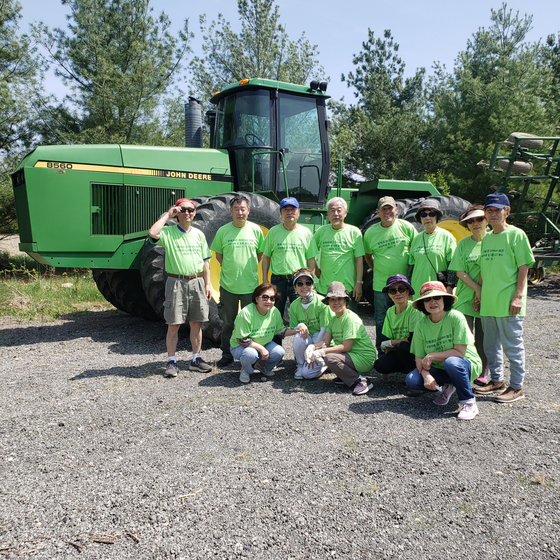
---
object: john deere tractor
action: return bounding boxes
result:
[12,78,471,339]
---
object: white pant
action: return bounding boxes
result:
[293,332,325,379]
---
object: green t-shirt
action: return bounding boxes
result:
[262,224,316,275]
[230,303,285,349]
[155,225,211,276]
[382,300,422,340]
[314,224,365,293]
[409,228,456,298]
[289,294,334,334]
[449,236,482,318]
[211,221,264,294]
[364,219,417,291]
[411,309,482,380]
[327,309,376,374]
[480,225,534,317]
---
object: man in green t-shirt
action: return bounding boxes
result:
[474,193,535,404]
[149,198,213,378]
[364,196,417,353]
[211,195,264,367]
[262,197,316,320]
[314,197,365,311]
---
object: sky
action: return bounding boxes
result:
[19,0,560,104]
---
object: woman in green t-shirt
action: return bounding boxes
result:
[450,205,490,386]
[230,283,286,384]
[405,281,481,420]
[306,281,376,396]
[374,274,420,375]
[284,268,332,380]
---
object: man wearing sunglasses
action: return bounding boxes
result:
[473,193,534,403]
[364,196,417,354]
[149,198,213,377]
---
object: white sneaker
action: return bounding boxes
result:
[294,366,304,380]
[458,401,479,420]
[239,370,250,384]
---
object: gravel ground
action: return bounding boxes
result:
[1,274,559,559]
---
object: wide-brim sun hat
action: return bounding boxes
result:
[382,274,414,295]
[322,281,350,304]
[459,208,486,227]
[415,198,443,223]
[412,281,457,309]
[293,271,314,286]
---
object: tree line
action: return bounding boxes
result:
[1,0,559,233]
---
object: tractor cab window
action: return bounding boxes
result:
[215,90,273,193]
[278,94,323,203]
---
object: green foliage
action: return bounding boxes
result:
[332,29,429,181]
[33,0,192,145]
[427,4,557,201]
[190,0,326,103]
[423,170,450,195]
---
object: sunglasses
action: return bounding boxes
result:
[259,295,275,301]
[388,286,407,295]
[296,281,313,287]
[180,207,195,214]
[466,217,485,224]
[424,296,442,302]
[420,211,437,218]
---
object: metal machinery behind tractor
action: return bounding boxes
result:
[11,78,472,340]
[481,132,560,284]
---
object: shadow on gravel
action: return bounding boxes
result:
[198,369,242,388]
[70,361,163,380]
[528,272,560,301]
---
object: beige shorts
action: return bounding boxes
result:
[163,276,209,324]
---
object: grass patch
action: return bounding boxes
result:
[0,262,112,320]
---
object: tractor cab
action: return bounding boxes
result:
[209,78,330,206]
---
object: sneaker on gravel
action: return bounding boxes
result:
[294,366,304,380]
[458,401,479,420]
[217,354,234,367]
[495,386,525,403]
[239,370,250,383]
[190,357,212,373]
[473,376,488,386]
[254,360,275,377]
[433,384,456,406]
[473,380,505,395]
[352,378,373,396]
[164,361,179,378]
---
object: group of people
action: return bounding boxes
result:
[148,190,534,421]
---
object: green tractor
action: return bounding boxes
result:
[12,78,471,339]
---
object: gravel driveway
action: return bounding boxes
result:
[1,275,559,559]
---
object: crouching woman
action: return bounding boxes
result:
[308,281,376,396]
[405,281,482,420]
[230,283,286,384]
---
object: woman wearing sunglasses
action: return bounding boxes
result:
[284,269,333,379]
[408,198,456,297]
[449,205,491,385]
[230,283,286,383]
[405,281,482,420]
[374,275,422,376]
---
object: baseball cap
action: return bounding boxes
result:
[280,197,300,209]
[378,196,397,209]
[484,193,510,209]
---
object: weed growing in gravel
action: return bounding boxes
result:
[0,268,111,320]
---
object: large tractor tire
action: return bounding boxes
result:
[360,195,472,307]
[92,269,160,321]
[140,192,282,343]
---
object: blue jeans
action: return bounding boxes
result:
[481,316,526,389]
[405,357,475,404]
[271,274,298,323]
[373,290,393,354]
[230,341,285,374]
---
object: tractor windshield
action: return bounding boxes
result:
[214,87,328,203]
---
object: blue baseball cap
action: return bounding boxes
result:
[280,197,300,209]
[484,193,510,209]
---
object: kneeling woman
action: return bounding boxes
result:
[374,274,421,375]
[230,283,286,384]
[285,268,333,380]
[405,281,482,420]
[309,282,376,396]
